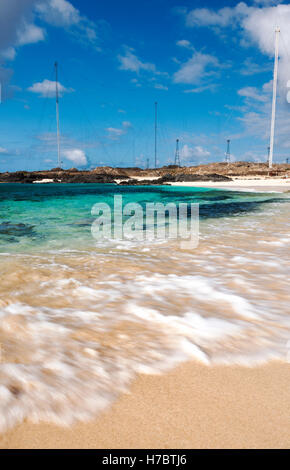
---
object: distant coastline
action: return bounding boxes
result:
[1,162,289,189]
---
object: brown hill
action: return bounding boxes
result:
[0,162,289,184]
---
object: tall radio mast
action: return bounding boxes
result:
[175,139,181,166]
[55,61,61,169]
[269,27,280,169]
[154,102,158,168]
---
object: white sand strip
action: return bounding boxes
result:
[169,178,290,192]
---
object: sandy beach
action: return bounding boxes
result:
[169,178,290,192]
[113,177,290,193]
[1,361,290,449]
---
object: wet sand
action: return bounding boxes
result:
[1,361,290,449]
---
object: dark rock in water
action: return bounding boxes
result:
[0,222,35,237]
[69,218,94,227]
[119,173,232,185]
[118,178,165,186]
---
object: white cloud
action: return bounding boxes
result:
[35,0,81,27]
[176,39,192,49]
[106,128,124,137]
[36,132,58,142]
[35,0,103,48]
[0,47,16,61]
[62,148,87,166]
[122,121,132,129]
[0,0,38,53]
[0,66,18,101]
[17,21,45,46]
[238,86,268,102]
[154,83,168,91]
[241,6,284,56]
[181,144,211,162]
[0,147,8,154]
[130,78,142,87]
[235,81,290,160]
[183,4,290,90]
[34,133,95,164]
[173,51,219,85]
[0,0,102,65]
[28,79,74,97]
[253,0,281,7]
[118,48,156,74]
[238,95,290,147]
[0,1,45,63]
[182,2,290,156]
[240,6,290,94]
[185,4,249,28]
[240,57,271,76]
[106,121,132,140]
[184,84,217,94]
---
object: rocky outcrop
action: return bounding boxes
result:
[0,171,116,184]
[0,162,289,184]
[118,178,165,186]
[118,174,232,185]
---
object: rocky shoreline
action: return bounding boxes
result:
[0,162,289,185]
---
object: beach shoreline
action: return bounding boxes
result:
[0,180,289,450]
[1,162,290,186]
[1,361,290,449]
[168,178,290,193]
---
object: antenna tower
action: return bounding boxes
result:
[154,102,158,168]
[269,27,280,169]
[175,139,181,166]
[225,139,231,163]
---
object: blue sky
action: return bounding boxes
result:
[1,0,290,171]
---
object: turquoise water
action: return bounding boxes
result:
[0,183,287,253]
